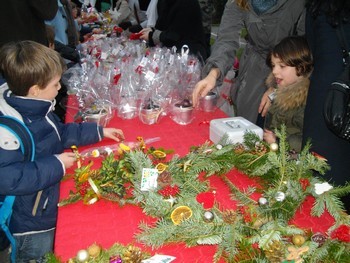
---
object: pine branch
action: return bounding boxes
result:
[221,175,256,206]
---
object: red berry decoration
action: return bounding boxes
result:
[158,185,180,198]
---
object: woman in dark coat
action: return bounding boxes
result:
[140,0,207,60]
[302,0,350,212]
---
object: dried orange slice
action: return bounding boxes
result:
[155,163,168,173]
[152,150,166,159]
[170,205,193,225]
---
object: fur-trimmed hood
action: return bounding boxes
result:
[265,72,310,111]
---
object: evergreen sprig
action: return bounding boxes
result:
[56,126,350,262]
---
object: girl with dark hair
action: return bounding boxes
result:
[264,36,313,152]
[302,0,350,213]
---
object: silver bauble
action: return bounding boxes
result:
[203,211,215,222]
[275,191,286,202]
[258,197,268,205]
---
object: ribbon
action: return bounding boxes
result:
[88,178,101,198]
[199,120,210,126]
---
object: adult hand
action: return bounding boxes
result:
[58,152,77,169]
[103,128,124,142]
[139,27,153,41]
[263,129,276,144]
[258,87,274,117]
[192,68,220,107]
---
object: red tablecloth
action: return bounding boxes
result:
[54,96,335,262]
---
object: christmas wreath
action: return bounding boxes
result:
[54,126,350,263]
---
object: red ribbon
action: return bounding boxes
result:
[129,32,142,40]
[199,120,210,126]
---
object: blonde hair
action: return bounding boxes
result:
[236,0,250,11]
[0,40,65,96]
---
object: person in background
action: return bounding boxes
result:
[119,0,151,32]
[0,40,124,262]
[71,1,103,42]
[198,0,214,57]
[192,0,305,124]
[110,0,134,26]
[0,0,58,48]
[263,36,313,152]
[139,0,207,60]
[0,0,58,86]
[302,0,350,213]
[46,0,79,49]
[46,25,56,50]
[46,0,81,66]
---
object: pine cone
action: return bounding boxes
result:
[233,144,245,154]
[157,171,172,187]
[122,245,143,263]
[222,209,237,224]
[254,142,267,155]
[263,240,285,263]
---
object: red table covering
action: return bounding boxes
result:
[54,96,335,262]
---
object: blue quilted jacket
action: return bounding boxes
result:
[0,87,102,234]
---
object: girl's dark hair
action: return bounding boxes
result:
[266,36,313,77]
[306,0,350,26]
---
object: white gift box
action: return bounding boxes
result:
[209,117,263,144]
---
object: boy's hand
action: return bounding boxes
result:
[103,128,124,142]
[58,152,77,169]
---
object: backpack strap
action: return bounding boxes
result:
[0,115,35,263]
[0,116,35,161]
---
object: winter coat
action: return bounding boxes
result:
[264,73,309,152]
[0,0,58,48]
[46,0,78,47]
[303,9,350,187]
[0,84,103,234]
[150,0,207,60]
[203,0,305,123]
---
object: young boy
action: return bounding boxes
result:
[0,40,124,262]
[263,36,313,152]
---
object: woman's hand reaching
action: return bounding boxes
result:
[192,68,220,106]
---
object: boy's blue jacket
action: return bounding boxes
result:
[0,85,103,235]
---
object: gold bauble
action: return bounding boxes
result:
[292,234,306,246]
[87,243,102,258]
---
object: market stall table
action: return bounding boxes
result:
[54,96,335,262]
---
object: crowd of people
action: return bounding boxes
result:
[0,0,349,262]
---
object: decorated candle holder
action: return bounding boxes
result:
[170,99,194,125]
[117,98,137,120]
[139,104,162,125]
[199,91,218,112]
[83,107,111,127]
